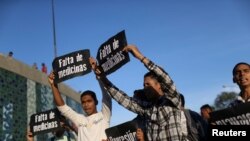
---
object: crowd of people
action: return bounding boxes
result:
[23,45,249,141]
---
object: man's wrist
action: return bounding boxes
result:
[140,56,146,62]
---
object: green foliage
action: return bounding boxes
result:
[214,91,237,110]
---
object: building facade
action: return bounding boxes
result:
[0,54,82,140]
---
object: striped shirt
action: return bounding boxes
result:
[229,94,250,107]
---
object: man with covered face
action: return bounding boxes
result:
[92,45,187,141]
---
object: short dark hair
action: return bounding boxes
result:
[144,68,169,92]
[80,90,98,105]
[8,51,13,56]
[232,62,250,75]
[144,71,158,80]
[200,104,213,111]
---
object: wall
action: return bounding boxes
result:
[0,54,82,140]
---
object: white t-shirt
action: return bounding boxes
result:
[57,82,111,141]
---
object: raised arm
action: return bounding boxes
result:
[123,45,181,108]
[89,57,111,117]
[48,72,65,106]
[49,71,86,127]
[122,45,149,65]
[89,57,144,115]
[99,79,112,120]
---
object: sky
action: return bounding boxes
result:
[0,0,249,126]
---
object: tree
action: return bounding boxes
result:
[213,91,237,110]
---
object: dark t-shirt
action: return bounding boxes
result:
[184,109,208,141]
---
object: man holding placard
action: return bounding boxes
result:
[48,59,112,141]
[93,45,186,141]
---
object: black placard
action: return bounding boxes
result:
[52,49,91,83]
[210,103,250,125]
[105,120,137,141]
[30,109,61,135]
[96,30,130,75]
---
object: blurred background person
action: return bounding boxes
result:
[200,104,213,123]
[229,62,250,107]
[41,63,48,74]
[8,51,13,58]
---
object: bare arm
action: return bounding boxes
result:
[48,72,65,106]
[89,57,112,119]
[99,78,112,119]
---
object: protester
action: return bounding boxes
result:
[48,59,112,141]
[229,62,250,107]
[200,104,213,123]
[26,112,77,141]
[93,45,186,141]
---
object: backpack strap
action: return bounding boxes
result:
[184,109,199,141]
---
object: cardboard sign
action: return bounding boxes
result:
[96,30,130,75]
[105,120,137,141]
[52,49,91,83]
[30,109,61,135]
[209,102,250,125]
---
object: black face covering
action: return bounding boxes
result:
[134,86,159,103]
[134,89,147,101]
